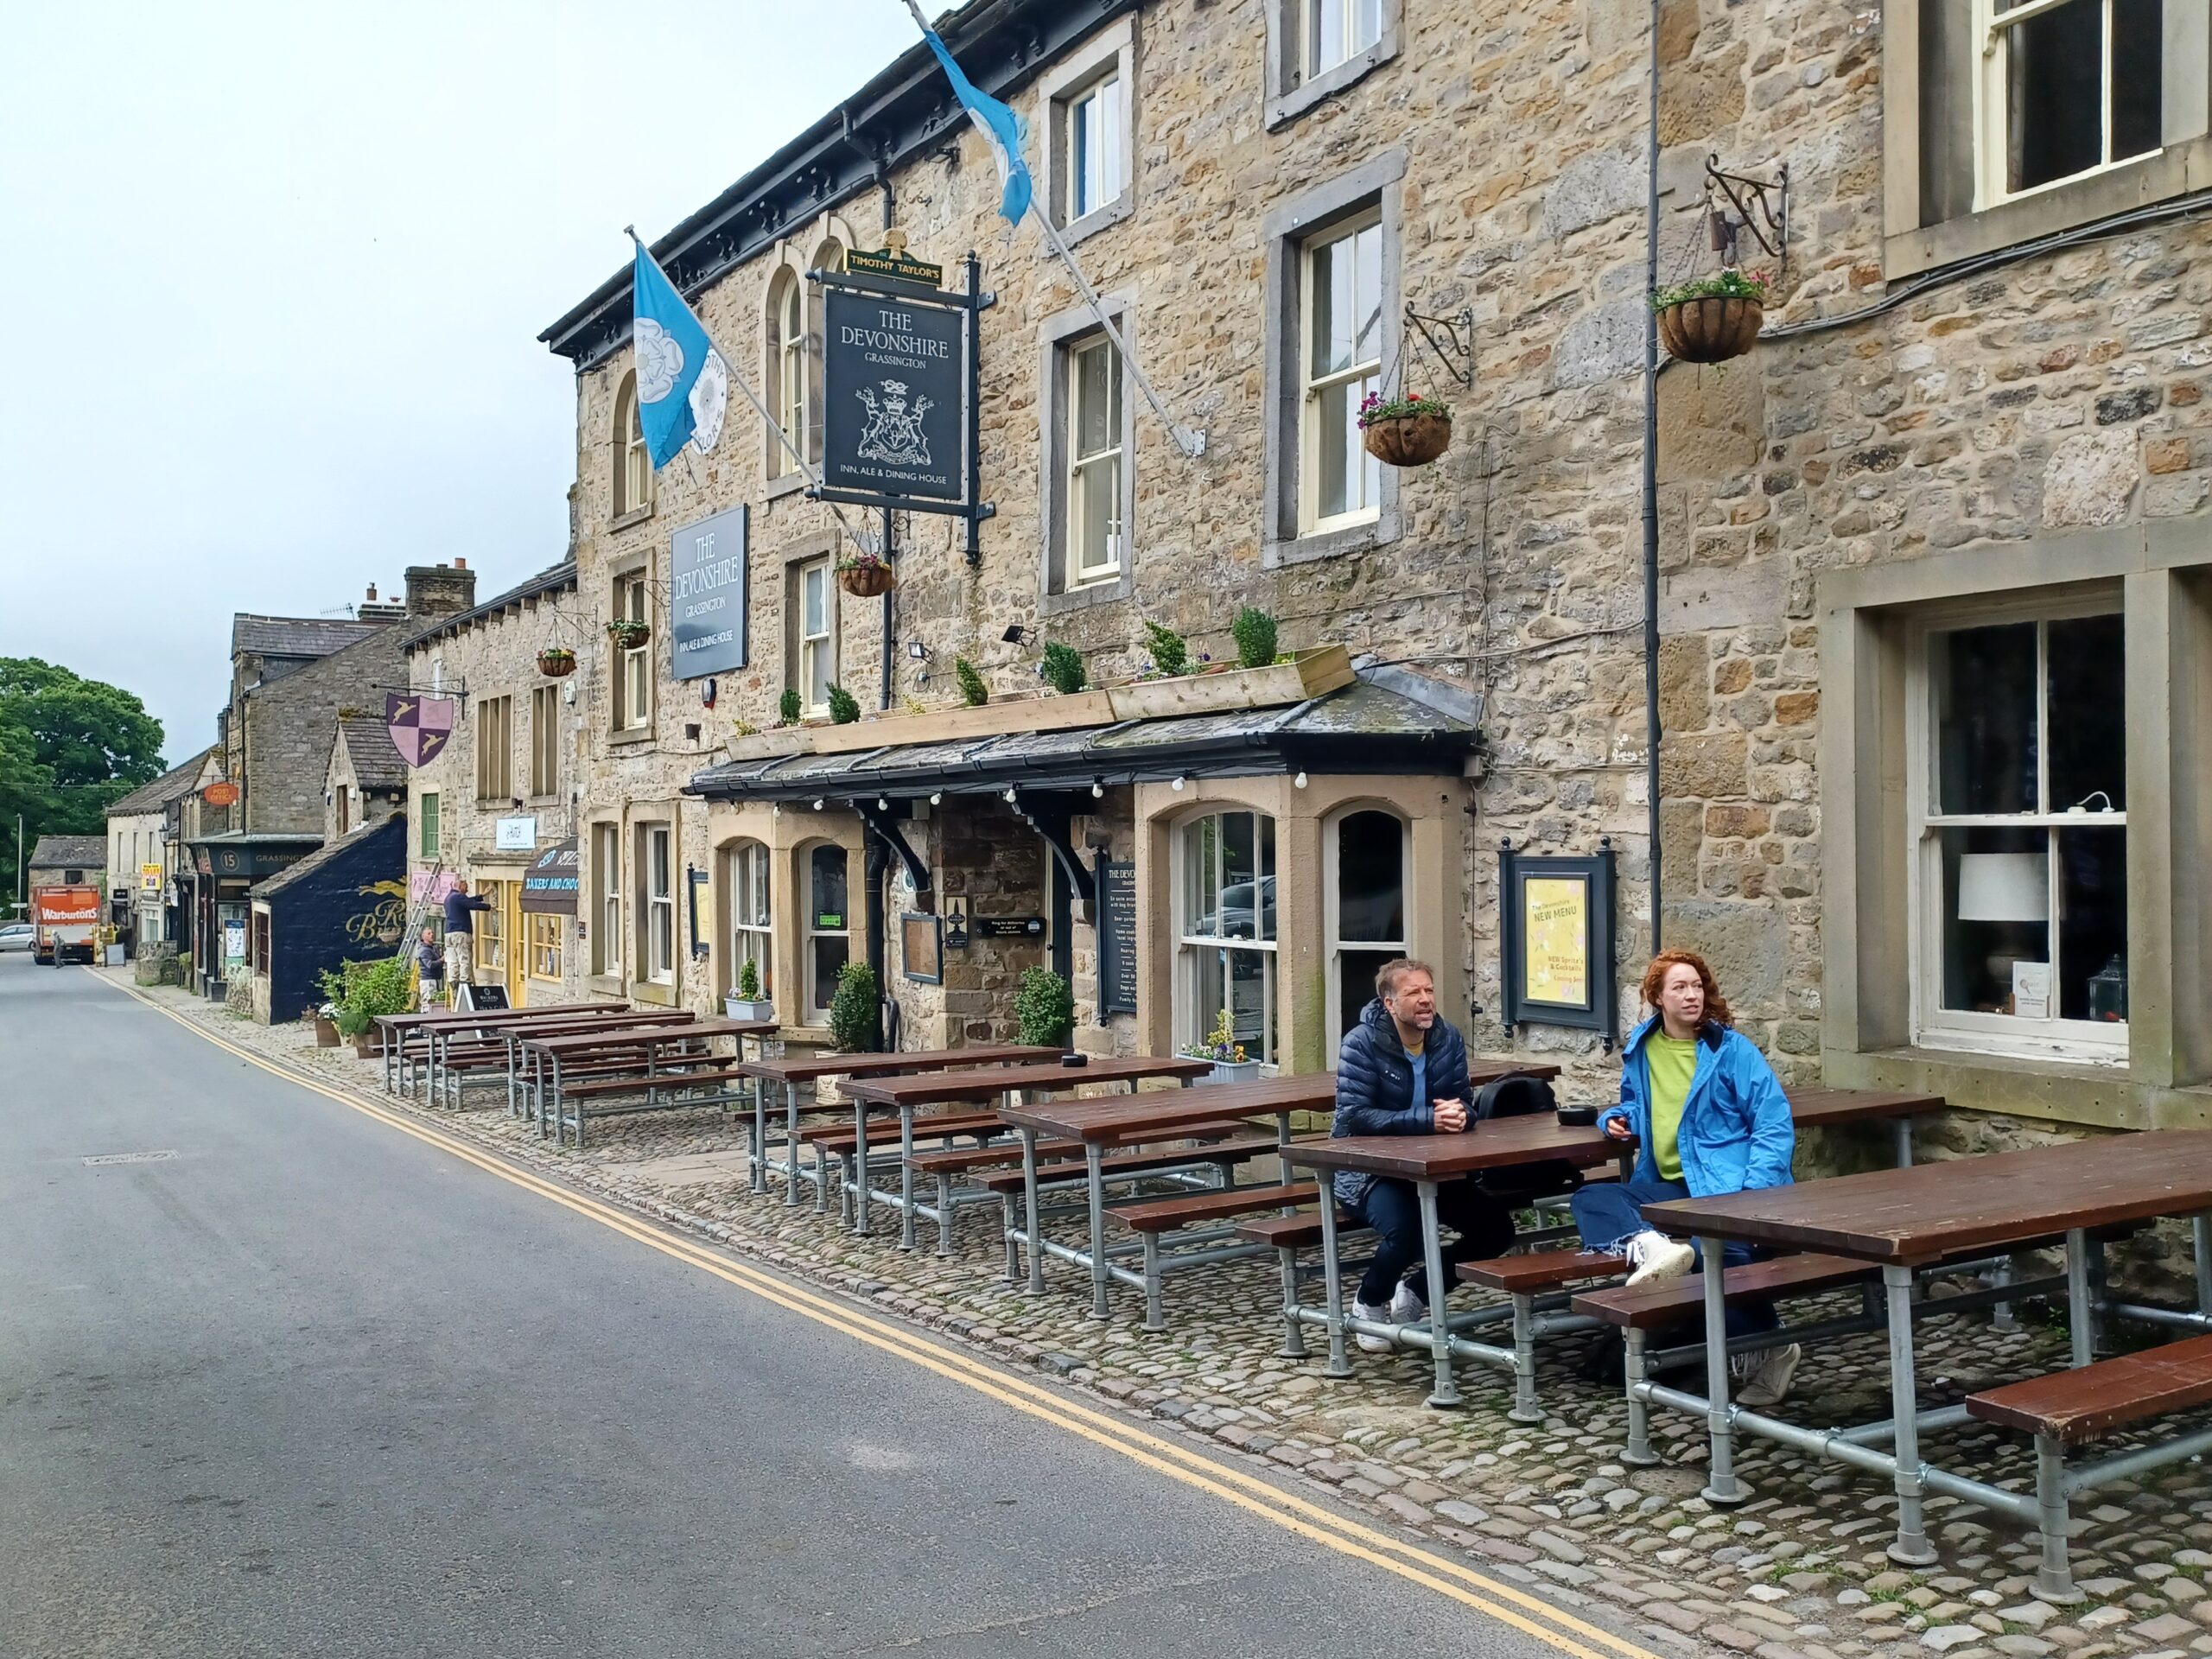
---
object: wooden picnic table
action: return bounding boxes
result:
[836,1056,1211,1243]
[519,1018,776,1147]
[373,1000,628,1091]
[1643,1128,2212,1571]
[734,1045,1060,1205]
[473,1010,700,1114]
[1784,1085,1946,1165]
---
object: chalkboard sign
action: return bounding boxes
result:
[1098,858,1136,1018]
[454,982,509,1013]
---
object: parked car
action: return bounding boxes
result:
[0,923,33,954]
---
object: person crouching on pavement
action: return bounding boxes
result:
[1332,958,1515,1351]
[414,925,445,1007]
[1569,948,1802,1408]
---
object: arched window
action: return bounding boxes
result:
[613,372,652,517]
[1327,808,1408,1058]
[766,269,805,476]
[1177,809,1277,1065]
[722,839,772,1002]
[803,238,844,463]
[803,842,851,1023]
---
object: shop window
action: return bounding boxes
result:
[527,912,563,982]
[1178,810,1277,1065]
[613,573,651,733]
[1300,213,1382,535]
[1327,808,1408,1057]
[531,684,559,798]
[478,883,508,985]
[613,371,652,518]
[474,696,512,802]
[723,839,772,1000]
[1911,603,2127,1058]
[592,822,620,976]
[793,557,835,716]
[638,823,674,985]
[804,842,851,1023]
[1980,0,2162,205]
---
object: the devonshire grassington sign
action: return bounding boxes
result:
[670,504,748,680]
[822,290,964,503]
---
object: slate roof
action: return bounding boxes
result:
[336,718,406,791]
[252,813,404,899]
[404,562,578,650]
[107,747,218,817]
[231,615,384,660]
[28,835,105,870]
[689,668,1481,804]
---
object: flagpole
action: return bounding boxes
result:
[625,228,880,562]
[893,0,1204,460]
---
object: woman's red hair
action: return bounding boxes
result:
[1640,949,1733,1029]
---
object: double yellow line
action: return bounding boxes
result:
[95,971,1656,1659]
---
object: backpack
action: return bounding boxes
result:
[1470,1075,1586,1206]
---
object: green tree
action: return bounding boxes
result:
[0,658,165,879]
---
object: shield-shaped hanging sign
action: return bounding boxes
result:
[385,692,455,767]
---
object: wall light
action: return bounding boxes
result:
[1171,775,1187,792]
[1001,625,1033,646]
[1002,786,1018,804]
[906,641,929,661]
[1294,771,1309,789]
[877,797,889,810]
[1090,779,1104,798]
[929,791,943,805]
[812,798,825,811]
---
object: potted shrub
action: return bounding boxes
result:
[537,645,576,678]
[1014,966,1075,1051]
[1652,267,1768,364]
[777,688,802,727]
[836,550,895,598]
[1040,642,1087,696]
[607,617,650,649]
[1141,620,1190,678]
[825,683,861,724]
[955,657,989,707]
[1231,607,1279,671]
[725,956,775,1023]
[1358,392,1453,467]
[828,960,881,1052]
[1182,1008,1260,1085]
[327,954,415,1059]
[313,1001,340,1047]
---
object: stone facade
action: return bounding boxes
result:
[404,563,586,1007]
[536,0,2212,1131]
[323,720,405,843]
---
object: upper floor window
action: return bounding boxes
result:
[794,557,835,716]
[1065,334,1124,585]
[767,268,808,477]
[1068,72,1125,221]
[1980,0,2161,205]
[1909,599,2127,1059]
[613,372,652,518]
[474,696,512,802]
[418,791,440,858]
[1300,213,1382,534]
[613,574,651,733]
[1304,0,1382,79]
[530,683,559,798]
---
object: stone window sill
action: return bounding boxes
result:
[609,727,657,749]
[1265,35,1399,130]
[1039,571,1133,615]
[1058,194,1134,249]
[611,504,654,532]
[630,979,676,1007]
[1264,510,1396,570]
[765,471,810,503]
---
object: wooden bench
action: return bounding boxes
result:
[980,1136,1276,1286]
[1096,1181,1317,1329]
[801,1110,1013,1227]
[1572,1251,1878,1330]
[1232,1208,1377,1363]
[550,1067,751,1148]
[1965,1332,2212,1603]
[1459,1248,1628,1294]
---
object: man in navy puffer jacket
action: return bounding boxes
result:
[1332,959,1515,1351]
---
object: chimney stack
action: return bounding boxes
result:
[404,563,478,620]
[365,583,378,601]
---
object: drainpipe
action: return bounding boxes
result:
[863,832,889,1046]
[1641,0,1665,952]
[877,160,898,714]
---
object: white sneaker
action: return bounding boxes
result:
[1388,1281,1429,1326]
[1733,1343,1802,1408]
[1350,1299,1395,1352]
[1624,1230,1696,1287]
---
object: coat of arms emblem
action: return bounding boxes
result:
[855,378,933,467]
[385,692,456,767]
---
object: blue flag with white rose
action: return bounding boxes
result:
[629,239,729,468]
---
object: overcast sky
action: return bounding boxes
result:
[0,0,916,765]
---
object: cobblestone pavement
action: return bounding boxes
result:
[122,975,2212,1659]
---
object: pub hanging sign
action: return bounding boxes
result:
[812,237,992,534]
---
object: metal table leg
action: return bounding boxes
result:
[1883,1260,1938,1565]
[1700,1235,1746,1504]
[1891,1114,1915,1168]
[1021,1125,1046,1294]
[1087,1141,1111,1320]
[782,1082,803,1206]
[1317,1188,1352,1379]
[1419,1180,1461,1408]
[899,1104,920,1252]
[2195,1212,2212,1318]
[749,1074,769,1195]
[852,1096,873,1236]
[2066,1228,2094,1368]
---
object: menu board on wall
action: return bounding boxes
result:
[1098,859,1137,1017]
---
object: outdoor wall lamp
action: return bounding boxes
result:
[876,797,889,810]
[1001,786,1017,804]
[813,798,825,811]
[1171,775,1187,791]
[1090,779,1103,798]
[906,641,929,660]
[929,791,942,805]
[1001,625,1032,646]
[1294,771,1309,789]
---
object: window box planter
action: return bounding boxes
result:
[1195,1058,1262,1086]
[724,995,777,1023]
[314,1014,340,1047]
[537,648,577,678]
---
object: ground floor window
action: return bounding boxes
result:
[639,824,674,984]
[804,842,850,1023]
[592,822,620,976]
[723,840,772,999]
[527,913,563,982]
[1178,809,1277,1064]
[478,881,509,985]
[1328,807,1407,1057]
[1912,602,2127,1058]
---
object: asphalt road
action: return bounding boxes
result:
[0,963,1601,1659]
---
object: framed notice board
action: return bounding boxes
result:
[901,912,944,985]
[1497,838,1618,1050]
[1096,856,1136,1020]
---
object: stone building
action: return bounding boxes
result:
[402,562,585,1007]
[528,0,2212,1140]
[104,747,215,952]
[323,719,406,842]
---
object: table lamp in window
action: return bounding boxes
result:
[1956,851,2049,1015]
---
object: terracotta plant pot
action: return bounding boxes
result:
[838,563,895,598]
[537,649,577,678]
[1656,296,1764,364]
[350,1033,377,1059]
[1362,411,1452,467]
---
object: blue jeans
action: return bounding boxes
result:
[1347,1177,1516,1307]
[1571,1179,1778,1338]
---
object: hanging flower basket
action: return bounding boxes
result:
[607,619,650,649]
[1651,269,1769,365]
[537,646,577,678]
[1357,394,1453,467]
[837,554,895,598]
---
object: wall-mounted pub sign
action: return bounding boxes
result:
[812,234,993,552]
[1497,838,1619,1051]
[670,504,747,681]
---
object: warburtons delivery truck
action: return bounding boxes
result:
[31,885,101,965]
